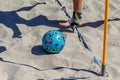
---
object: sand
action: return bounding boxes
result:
[0,0,120,80]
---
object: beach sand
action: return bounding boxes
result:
[0,0,120,80]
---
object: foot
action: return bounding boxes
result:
[59,12,82,27]
[59,21,71,27]
[59,21,82,27]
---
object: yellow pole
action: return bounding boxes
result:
[101,0,109,76]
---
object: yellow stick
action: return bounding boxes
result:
[101,0,109,76]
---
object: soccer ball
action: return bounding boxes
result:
[42,30,65,54]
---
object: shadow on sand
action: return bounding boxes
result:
[0,1,119,38]
[0,2,118,79]
[82,18,120,28]
[0,46,6,53]
[0,2,72,38]
[31,45,51,55]
[0,57,101,79]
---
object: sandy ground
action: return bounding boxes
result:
[0,0,120,80]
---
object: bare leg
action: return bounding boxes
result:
[73,0,82,12]
[59,0,82,27]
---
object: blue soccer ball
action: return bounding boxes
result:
[42,30,65,54]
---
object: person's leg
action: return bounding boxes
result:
[73,0,82,12]
[60,0,82,27]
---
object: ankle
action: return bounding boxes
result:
[72,12,82,21]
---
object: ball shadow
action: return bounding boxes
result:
[31,45,51,55]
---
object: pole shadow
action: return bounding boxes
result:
[52,66,101,76]
[37,66,102,80]
[0,57,102,79]
[82,18,120,28]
